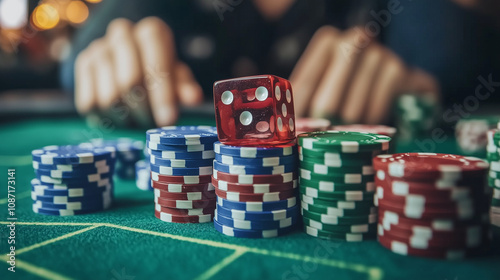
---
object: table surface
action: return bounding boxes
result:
[1,117,499,280]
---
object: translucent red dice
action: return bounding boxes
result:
[213,75,295,146]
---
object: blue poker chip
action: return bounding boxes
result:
[36,172,113,185]
[216,197,297,212]
[33,159,116,172]
[213,160,296,175]
[214,141,296,158]
[146,126,218,145]
[31,190,112,203]
[31,179,112,196]
[215,154,296,167]
[150,162,212,176]
[147,141,214,152]
[135,160,152,191]
[215,209,298,230]
[32,198,111,210]
[32,144,116,165]
[213,218,295,238]
[32,204,111,216]
[34,164,113,179]
[216,203,300,221]
[31,178,112,189]
[150,156,214,168]
[148,149,215,160]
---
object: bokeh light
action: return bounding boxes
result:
[0,0,28,29]
[32,3,59,30]
[66,1,89,24]
[85,0,102,3]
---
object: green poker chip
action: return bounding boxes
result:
[301,208,377,225]
[299,153,374,167]
[301,200,377,216]
[300,168,375,184]
[299,177,375,192]
[300,186,375,202]
[301,193,376,208]
[303,217,377,234]
[299,160,374,176]
[299,146,379,159]
[304,225,376,241]
[298,131,391,153]
[489,170,500,179]
[492,197,500,207]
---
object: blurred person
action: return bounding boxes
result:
[61,0,500,127]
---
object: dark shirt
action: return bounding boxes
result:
[60,0,500,106]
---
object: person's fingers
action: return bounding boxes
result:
[310,28,371,119]
[174,62,203,106]
[91,39,119,111]
[74,48,96,114]
[289,26,339,117]
[134,16,178,126]
[341,44,383,123]
[365,52,407,124]
[405,68,441,102]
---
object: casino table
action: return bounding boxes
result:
[1,116,500,280]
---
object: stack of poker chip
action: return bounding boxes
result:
[146,126,218,223]
[374,153,491,259]
[456,116,500,156]
[331,125,397,152]
[212,142,300,238]
[297,131,391,241]
[486,129,500,227]
[394,93,439,142]
[90,138,144,179]
[31,144,116,216]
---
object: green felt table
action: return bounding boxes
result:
[1,117,499,280]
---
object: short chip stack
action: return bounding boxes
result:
[146,126,218,223]
[394,93,439,142]
[90,138,144,179]
[212,142,300,238]
[487,129,500,227]
[297,131,391,241]
[374,153,491,259]
[31,144,116,216]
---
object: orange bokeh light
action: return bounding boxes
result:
[32,3,60,30]
[85,0,102,3]
[66,1,89,24]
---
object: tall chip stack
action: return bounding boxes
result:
[211,142,300,238]
[146,126,218,223]
[487,129,500,227]
[374,153,491,259]
[297,131,391,241]
[394,93,439,142]
[90,138,144,179]
[31,144,116,216]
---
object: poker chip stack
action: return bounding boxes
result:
[331,125,397,152]
[212,142,300,238]
[374,153,491,259]
[486,129,500,227]
[394,93,439,142]
[90,138,144,179]
[31,144,116,216]
[297,131,391,241]
[146,126,218,223]
[456,116,500,156]
[295,118,331,135]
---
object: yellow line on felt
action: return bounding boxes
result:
[194,249,247,280]
[0,155,32,166]
[0,257,74,280]
[0,190,30,205]
[16,225,101,255]
[0,221,382,278]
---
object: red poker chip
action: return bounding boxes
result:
[154,203,215,215]
[151,171,212,184]
[154,210,213,223]
[373,153,489,181]
[152,180,215,192]
[377,199,486,220]
[154,196,216,209]
[375,185,482,204]
[214,188,297,202]
[211,176,297,193]
[213,170,297,184]
[154,188,216,200]
[377,233,483,260]
[295,118,331,134]
[331,124,397,137]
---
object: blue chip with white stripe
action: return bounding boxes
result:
[147,141,214,152]
[150,162,212,176]
[213,218,295,238]
[32,144,116,165]
[33,158,115,172]
[31,179,112,196]
[31,190,112,204]
[32,177,112,189]
[146,126,218,145]
[34,164,113,178]
[150,155,214,168]
[148,149,215,160]
[32,204,112,216]
[213,160,296,175]
[216,203,299,221]
[36,172,113,185]
[214,141,296,158]
[216,197,297,212]
[135,160,152,191]
[215,153,296,167]
[33,198,111,210]
[215,209,298,230]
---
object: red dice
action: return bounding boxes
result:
[213,75,295,146]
